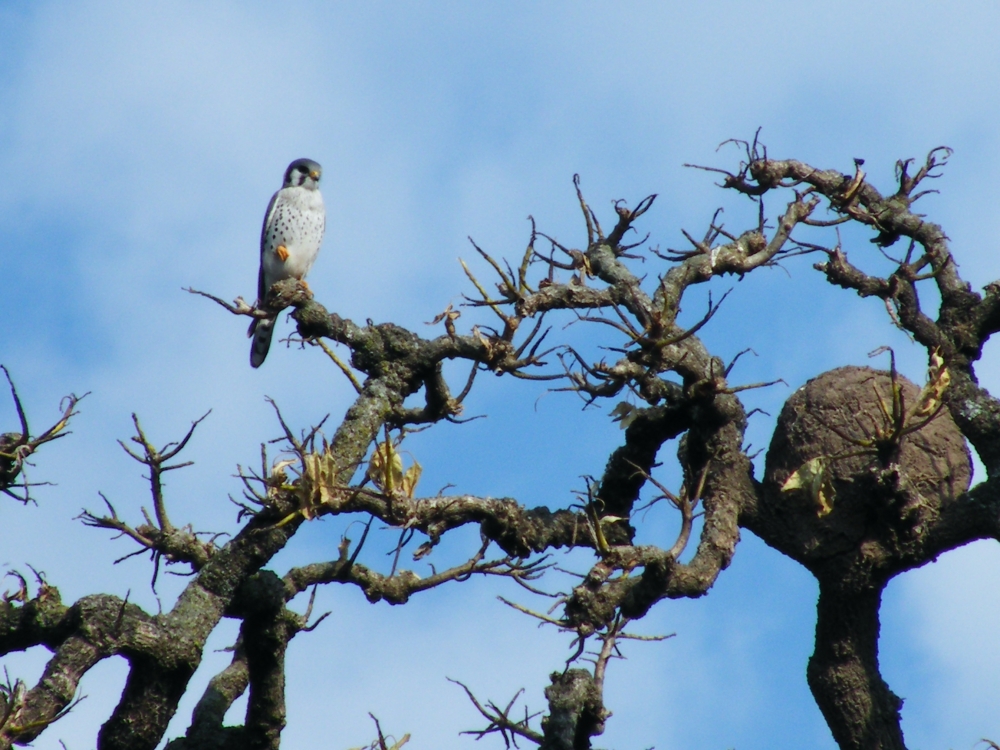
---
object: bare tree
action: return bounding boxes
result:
[3,139,999,750]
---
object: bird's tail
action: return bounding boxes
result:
[249,317,275,368]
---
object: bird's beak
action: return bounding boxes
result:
[310,170,320,180]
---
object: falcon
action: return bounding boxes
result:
[249,158,326,367]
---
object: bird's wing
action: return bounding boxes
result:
[258,189,282,302]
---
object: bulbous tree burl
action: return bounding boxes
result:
[3,139,1000,750]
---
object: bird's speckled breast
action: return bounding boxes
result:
[262,185,326,284]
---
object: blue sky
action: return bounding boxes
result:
[2,2,1000,748]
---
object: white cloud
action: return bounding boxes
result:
[883,542,1000,748]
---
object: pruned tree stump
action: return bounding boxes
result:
[762,366,972,575]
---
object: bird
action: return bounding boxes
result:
[249,158,326,368]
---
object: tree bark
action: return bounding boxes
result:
[807,584,905,750]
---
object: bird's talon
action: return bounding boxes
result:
[276,244,290,262]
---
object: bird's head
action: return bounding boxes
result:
[284,158,322,190]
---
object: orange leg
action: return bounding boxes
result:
[276,244,289,262]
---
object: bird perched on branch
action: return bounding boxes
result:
[249,158,326,368]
